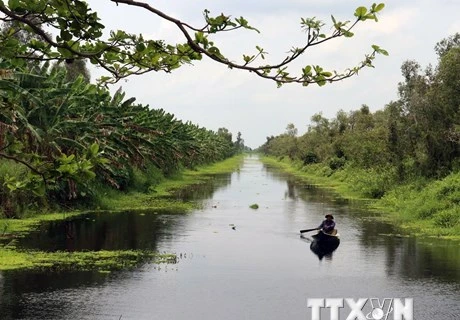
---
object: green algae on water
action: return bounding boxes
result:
[0,248,176,272]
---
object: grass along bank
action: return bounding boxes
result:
[95,154,244,211]
[0,155,244,271]
[261,156,460,240]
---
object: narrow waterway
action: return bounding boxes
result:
[1,155,459,320]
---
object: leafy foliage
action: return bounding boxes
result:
[0,61,242,217]
[260,34,460,202]
[0,1,387,86]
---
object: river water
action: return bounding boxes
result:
[0,155,459,320]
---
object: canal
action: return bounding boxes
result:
[0,155,459,319]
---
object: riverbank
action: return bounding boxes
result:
[0,155,244,271]
[261,156,460,240]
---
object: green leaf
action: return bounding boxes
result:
[302,65,312,76]
[331,15,336,24]
[342,30,354,37]
[375,3,385,12]
[371,45,389,56]
[57,47,73,58]
[83,170,96,180]
[89,143,99,157]
[136,43,146,52]
[8,0,20,10]
[316,76,327,86]
[32,182,46,197]
[208,46,221,57]
[60,30,73,42]
[354,7,368,18]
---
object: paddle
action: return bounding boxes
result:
[300,228,318,233]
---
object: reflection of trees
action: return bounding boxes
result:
[358,218,460,282]
[0,270,108,319]
[0,273,13,320]
[17,210,179,252]
[264,161,460,284]
[263,162,348,205]
[18,172,234,252]
[15,171,229,251]
[285,179,297,200]
[172,172,233,201]
[384,238,460,282]
[1,169,235,318]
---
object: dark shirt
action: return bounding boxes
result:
[318,219,335,233]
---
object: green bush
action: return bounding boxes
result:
[328,156,346,170]
[301,163,333,177]
[434,173,460,203]
[434,208,460,228]
[341,165,398,199]
[301,151,318,165]
[380,172,460,225]
[0,160,27,179]
[416,202,439,219]
[0,160,34,218]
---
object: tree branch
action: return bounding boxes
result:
[0,152,47,185]
[0,1,386,86]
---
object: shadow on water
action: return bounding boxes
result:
[1,156,459,320]
[262,162,359,211]
[0,269,123,320]
[0,173,237,320]
[172,173,233,201]
[264,161,460,283]
[357,213,460,282]
[300,234,341,261]
[381,236,460,282]
[16,209,180,252]
[17,172,234,252]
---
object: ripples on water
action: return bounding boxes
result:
[1,156,459,320]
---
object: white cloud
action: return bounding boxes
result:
[360,7,420,35]
[448,21,460,35]
[84,0,459,148]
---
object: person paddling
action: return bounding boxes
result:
[317,214,336,235]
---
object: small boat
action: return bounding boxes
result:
[312,230,340,243]
[310,230,340,259]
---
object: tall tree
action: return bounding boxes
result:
[434,32,460,58]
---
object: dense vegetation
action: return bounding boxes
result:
[0,58,245,218]
[260,34,460,236]
[0,1,389,219]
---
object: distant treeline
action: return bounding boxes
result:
[259,34,459,199]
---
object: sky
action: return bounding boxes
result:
[86,0,459,149]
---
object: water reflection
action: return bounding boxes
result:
[0,156,459,320]
[17,171,235,252]
[264,162,460,283]
[383,238,460,282]
[300,234,340,261]
[173,172,233,201]
[0,270,114,320]
[17,210,181,251]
